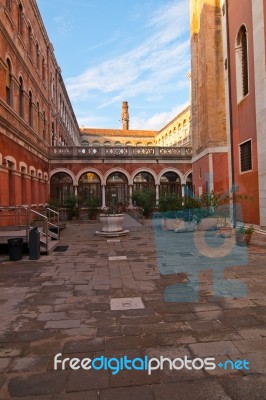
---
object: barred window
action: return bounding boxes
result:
[240,140,252,172]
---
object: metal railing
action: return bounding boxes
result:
[25,207,60,251]
[126,205,144,225]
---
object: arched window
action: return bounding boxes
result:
[43,110,46,141]
[236,25,249,101]
[51,122,55,146]
[28,90,33,127]
[36,101,40,135]
[28,25,32,57]
[104,141,111,146]
[36,43,39,69]
[42,57,45,82]
[6,0,12,12]
[50,172,74,206]
[81,140,89,146]
[19,76,23,118]
[6,59,12,106]
[18,3,23,36]
[160,171,181,195]
[78,172,101,207]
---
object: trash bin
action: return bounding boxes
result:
[29,227,40,260]
[8,238,23,261]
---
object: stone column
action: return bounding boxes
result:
[102,185,106,208]
[181,184,185,198]
[155,184,160,206]
[129,184,133,206]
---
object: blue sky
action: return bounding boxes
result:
[37,0,190,130]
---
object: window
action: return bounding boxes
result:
[6,0,12,11]
[19,76,23,118]
[36,43,39,69]
[36,101,40,135]
[28,90,33,127]
[42,57,45,82]
[43,110,46,141]
[6,59,12,106]
[18,3,23,36]
[240,140,252,172]
[28,25,32,57]
[236,25,249,101]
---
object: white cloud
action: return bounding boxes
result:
[54,13,74,37]
[65,0,190,107]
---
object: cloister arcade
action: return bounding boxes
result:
[50,167,193,208]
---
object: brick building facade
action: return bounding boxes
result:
[0,0,80,208]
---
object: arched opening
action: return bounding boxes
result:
[185,172,193,197]
[81,140,89,146]
[92,140,100,147]
[236,25,249,101]
[104,141,112,146]
[50,172,74,206]
[160,171,181,196]
[115,141,122,147]
[133,171,155,193]
[78,172,101,207]
[106,172,128,207]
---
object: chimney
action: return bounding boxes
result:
[121,101,129,130]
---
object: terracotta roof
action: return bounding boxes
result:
[80,128,157,138]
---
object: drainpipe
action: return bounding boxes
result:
[225,0,236,227]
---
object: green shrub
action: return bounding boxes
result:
[132,189,156,217]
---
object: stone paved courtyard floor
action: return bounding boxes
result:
[0,219,266,399]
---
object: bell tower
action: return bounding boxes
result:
[121,101,129,130]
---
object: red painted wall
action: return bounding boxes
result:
[227,0,260,224]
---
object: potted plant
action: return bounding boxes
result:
[88,194,100,220]
[236,225,254,246]
[197,190,226,231]
[217,204,233,238]
[64,195,80,220]
[132,189,156,218]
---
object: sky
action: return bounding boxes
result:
[36,0,190,130]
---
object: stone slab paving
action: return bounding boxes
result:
[0,221,266,399]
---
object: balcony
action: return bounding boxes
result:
[49,146,192,160]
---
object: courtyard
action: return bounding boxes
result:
[0,219,266,399]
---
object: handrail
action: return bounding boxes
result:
[126,205,144,225]
[45,207,60,239]
[26,209,49,248]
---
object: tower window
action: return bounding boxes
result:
[240,140,252,172]
[235,25,249,101]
